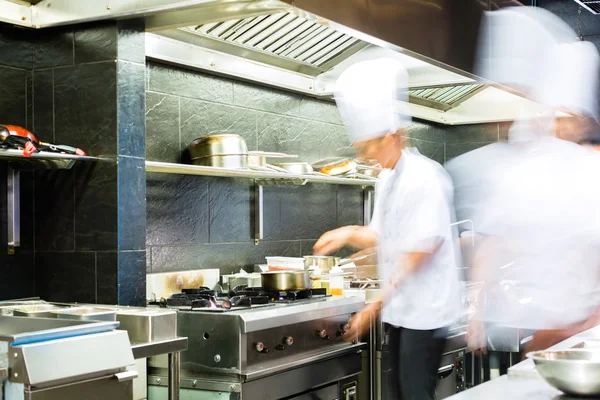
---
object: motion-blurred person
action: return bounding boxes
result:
[312,57,461,400]
[449,6,600,362]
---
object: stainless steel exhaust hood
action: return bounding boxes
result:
[0,0,549,124]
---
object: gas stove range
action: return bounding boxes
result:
[158,286,330,312]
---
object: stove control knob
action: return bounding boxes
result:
[255,342,265,352]
[316,330,330,340]
[284,336,294,346]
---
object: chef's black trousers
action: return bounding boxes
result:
[385,324,448,400]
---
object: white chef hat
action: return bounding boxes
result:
[334,57,410,143]
[543,41,600,117]
[476,7,578,107]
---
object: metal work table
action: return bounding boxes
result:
[448,325,600,399]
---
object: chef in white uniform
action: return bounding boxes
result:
[313,57,461,400]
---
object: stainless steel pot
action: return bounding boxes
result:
[193,154,248,169]
[261,271,312,291]
[303,256,341,271]
[189,134,248,169]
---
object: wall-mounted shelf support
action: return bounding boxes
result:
[0,149,98,253]
[254,183,264,245]
[7,166,20,254]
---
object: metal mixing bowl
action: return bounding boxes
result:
[528,349,600,396]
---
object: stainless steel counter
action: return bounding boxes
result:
[447,325,600,399]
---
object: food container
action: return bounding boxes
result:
[247,151,297,167]
[221,272,263,291]
[529,349,600,396]
[50,307,117,322]
[13,304,62,318]
[189,134,248,169]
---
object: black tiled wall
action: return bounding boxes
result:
[146,62,364,274]
[145,62,503,274]
[0,22,146,305]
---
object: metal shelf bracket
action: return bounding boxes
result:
[7,166,20,253]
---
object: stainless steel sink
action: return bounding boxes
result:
[50,307,117,321]
[116,309,177,343]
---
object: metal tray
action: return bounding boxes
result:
[0,315,119,346]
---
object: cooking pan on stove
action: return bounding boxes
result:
[261,270,312,291]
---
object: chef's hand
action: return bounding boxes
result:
[468,318,487,355]
[343,302,379,342]
[314,226,357,255]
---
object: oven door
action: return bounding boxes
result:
[242,349,363,400]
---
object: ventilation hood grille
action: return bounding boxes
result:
[185,12,365,71]
[574,1,600,14]
[409,84,486,111]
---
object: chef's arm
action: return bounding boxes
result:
[313,226,378,255]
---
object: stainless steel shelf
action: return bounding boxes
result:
[145,161,376,186]
[0,149,98,163]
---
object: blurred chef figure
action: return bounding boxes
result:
[447,6,600,360]
[313,56,461,399]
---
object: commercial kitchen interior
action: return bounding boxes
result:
[0,0,599,399]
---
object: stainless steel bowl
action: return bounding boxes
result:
[189,134,248,159]
[528,349,600,396]
[273,162,313,175]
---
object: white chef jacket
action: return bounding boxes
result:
[371,148,461,330]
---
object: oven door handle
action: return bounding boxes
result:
[437,364,454,379]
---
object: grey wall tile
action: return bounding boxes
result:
[151,243,237,273]
[33,28,74,69]
[257,114,352,162]
[148,62,233,104]
[118,156,146,251]
[445,142,495,163]
[0,25,33,69]
[97,251,118,304]
[408,120,445,143]
[36,252,96,303]
[117,19,145,64]
[118,250,146,306]
[499,121,512,141]
[410,138,445,165]
[445,123,499,143]
[34,170,75,251]
[146,248,152,273]
[33,70,54,142]
[180,98,258,152]
[74,160,118,251]
[146,92,180,162]
[74,22,118,64]
[337,186,364,227]
[0,252,34,301]
[117,61,146,158]
[288,98,343,125]
[278,184,338,240]
[208,178,252,243]
[53,62,118,156]
[26,71,33,130]
[146,173,209,245]
[233,81,301,114]
[0,67,27,126]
